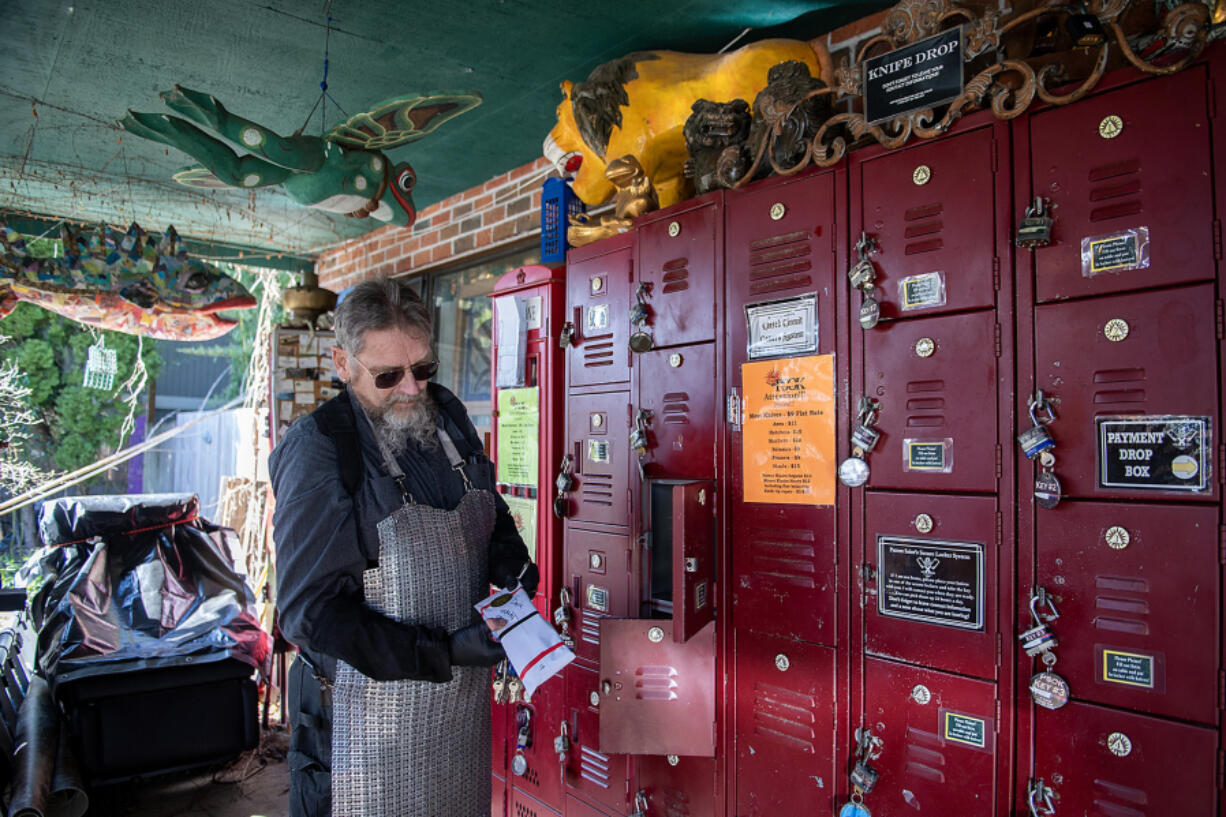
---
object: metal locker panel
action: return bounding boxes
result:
[864,493,998,680]
[564,525,633,667]
[864,310,999,492]
[509,787,562,817]
[864,659,998,817]
[565,665,632,815]
[636,198,720,348]
[598,620,715,756]
[1034,284,1219,502]
[1033,701,1218,815]
[566,237,633,388]
[564,390,631,525]
[731,503,837,646]
[673,481,716,643]
[494,773,507,817]
[635,754,716,817]
[564,794,618,817]
[734,633,836,816]
[858,127,998,320]
[637,344,718,480]
[1035,501,1220,725]
[1030,68,1213,303]
[511,679,567,812]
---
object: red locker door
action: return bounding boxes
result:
[635,197,720,349]
[511,680,566,811]
[1033,701,1218,814]
[508,787,561,817]
[864,493,998,680]
[864,659,998,816]
[1029,68,1213,303]
[563,526,633,667]
[566,235,633,388]
[1034,284,1218,502]
[494,773,507,817]
[864,311,999,493]
[857,126,998,320]
[734,632,836,816]
[725,171,840,647]
[564,391,631,526]
[1035,501,1220,725]
[565,665,631,815]
[636,343,718,480]
[636,754,716,817]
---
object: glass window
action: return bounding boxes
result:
[428,244,538,443]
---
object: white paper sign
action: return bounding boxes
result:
[475,588,574,695]
[495,295,527,388]
[745,294,818,359]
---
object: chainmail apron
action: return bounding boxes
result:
[331,427,495,817]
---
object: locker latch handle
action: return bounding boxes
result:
[1028,778,1057,816]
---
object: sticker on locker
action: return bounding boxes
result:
[903,438,954,472]
[1081,226,1150,277]
[877,535,985,630]
[897,271,947,311]
[1096,415,1211,492]
[744,294,817,359]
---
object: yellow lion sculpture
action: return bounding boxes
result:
[544,39,831,209]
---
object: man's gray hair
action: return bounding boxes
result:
[334,277,432,354]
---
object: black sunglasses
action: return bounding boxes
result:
[352,355,438,389]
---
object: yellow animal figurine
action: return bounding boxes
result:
[545,38,831,209]
[566,155,659,247]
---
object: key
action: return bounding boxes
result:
[507,675,523,704]
[492,659,508,703]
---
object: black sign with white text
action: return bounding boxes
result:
[877,536,984,630]
[864,28,964,124]
[1097,416,1210,492]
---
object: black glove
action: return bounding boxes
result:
[518,562,540,597]
[449,622,505,667]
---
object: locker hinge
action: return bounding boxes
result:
[991,257,1001,291]
[1219,668,1225,708]
[1215,222,1223,261]
[1216,298,1224,337]
[990,139,999,173]
[1220,444,1225,487]
[1218,749,1225,790]
[993,323,1002,357]
[995,445,1003,480]
[1220,524,1226,565]
[994,696,1002,726]
[727,389,742,428]
[995,632,1003,665]
[995,511,1003,547]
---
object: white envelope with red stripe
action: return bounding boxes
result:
[475,587,575,695]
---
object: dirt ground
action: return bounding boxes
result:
[82,727,291,817]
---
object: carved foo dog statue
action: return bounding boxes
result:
[683,99,752,195]
[566,155,659,247]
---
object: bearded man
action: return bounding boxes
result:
[270,277,536,817]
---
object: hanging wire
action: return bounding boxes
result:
[295,11,349,138]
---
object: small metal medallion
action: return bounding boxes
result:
[910,684,932,705]
[591,413,604,428]
[1106,731,1132,757]
[859,295,881,330]
[629,331,655,354]
[914,337,936,358]
[648,626,665,643]
[591,275,604,294]
[1030,671,1070,710]
[1104,526,1130,550]
[669,353,683,367]
[667,754,680,766]
[839,803,872,817]
[590,552,604,569]
[775,653,791,671]
[553,495,569,518]
[1104,318,1129,342]
[1099,115,1124,139]
[839,456,871,488]
[668,221,681,237]
[914,513,934,534]
[913,165,932,185]
[512,751,529,776]
[769,202,787,221]
[1035,471,1062,510]
[589,690,600,707]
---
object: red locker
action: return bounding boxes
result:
[1033,701,1218,815]
[1029,67,1213,303]
[733,631,836,816]
[563,525,633,667]
[863,310,1000,493]
[564,665,632,815]
[494,773,507,817]
[566,234,634,388]
[856,126,1000,320]
[863,493,999,680]
[1034,284,1219,502]
[563,390,632,526]
[636,344,718,481]
[508,787,562,817]
[863,659,999,817]
[635,754,716,817]
[1035,501,1221,724]
[511,679,566,811]
[635,194,722,349]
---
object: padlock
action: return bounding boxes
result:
[1017,423,1055,460]
[1018,623,1058,657]
[556,470,574,494]
[848,257,877,290]
[554,721,570,763]
[850,759,880,794]
[629,330,654,353]
[1016,197,1054,249]
[559,321,575,348]
[629,427,648,456]
[629,300,649,325]
[850,424,881,457]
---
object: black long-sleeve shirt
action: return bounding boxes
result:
[270,384,530,683]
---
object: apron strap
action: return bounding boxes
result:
[436,427,475,492]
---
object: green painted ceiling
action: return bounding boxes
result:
[0,0,889,260]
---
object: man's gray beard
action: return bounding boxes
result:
[369,394,440,459]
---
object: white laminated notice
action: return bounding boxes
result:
[475,587,575,695]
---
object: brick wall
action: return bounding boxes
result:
[316,156,554,291]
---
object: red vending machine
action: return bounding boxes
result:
[490,264,569,817]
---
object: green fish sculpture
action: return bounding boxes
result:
[0,223,256,341]
[120,85,482,228]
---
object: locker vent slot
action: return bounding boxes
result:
[580,612,602,646]
[1092,366,1147,408]
[634,665,680,701]
[904,379,947,428]
[751,681,817,751]
[661,258,690,294]
[1094,577,1151,635]
[904,202,944,255]
[513,801,542,817]
[662,392,691,425]
[579,744,612,787]
[904,727,948,783]
[1092,778,1149,809]
[748,232,813,295]
[583,339,615,369]
[1088,158,1142,223]
[748,527,817,588]
[580,474,615,507]
[520,766,540,788]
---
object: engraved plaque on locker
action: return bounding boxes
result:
[1030,68,1213,302]
[864,311,999,492]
